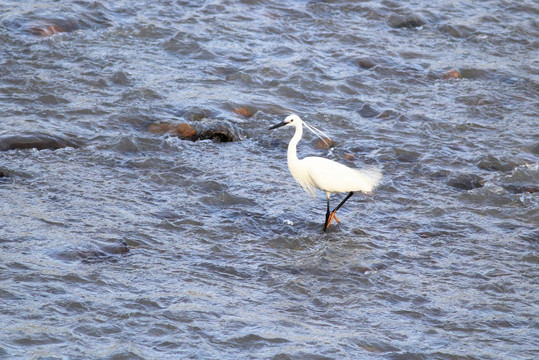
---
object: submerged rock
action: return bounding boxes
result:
[28,24,66,36]
[476,155,516,172]
[186,109,214,122]
[355,57,377,70]
[387,14,425,29]
[76,241,129,261]
[394,149,420,163]
[172,124,197,138]
[111,71,130,85]
[358,103,380,118]
[447,174,484,190]
[0,133,80,151]
[502,184,537,194]
[148,122,196,138]
[25,19,79,37]
[148,122,173,134]
[233,107,255,118]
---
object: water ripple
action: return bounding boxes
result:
[0,0,537,359]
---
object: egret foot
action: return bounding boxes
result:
[324,210,341,231]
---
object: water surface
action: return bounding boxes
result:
[1,1,538,359]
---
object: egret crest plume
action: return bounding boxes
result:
[302,120,332,149]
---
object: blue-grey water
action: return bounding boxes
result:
[1,1,538,359]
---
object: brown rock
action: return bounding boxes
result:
[148,122,174,134]
[169,123,196,138]
[148,122,197,138]
[233,107,254,117]
[314,137,334,150]
[442,69,461,80]
[28,24,65,37]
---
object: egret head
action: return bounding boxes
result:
[269,114,333,149]
[269,114,302,130]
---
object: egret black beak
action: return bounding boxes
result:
[269,121,287,130]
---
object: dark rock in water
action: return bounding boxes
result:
[520,230,539,244]
[476,155,516,172]
[502,184,537,194]
[458,68,490,80]
[77,241,129,260]
[417,230,452,238]
[111,71,130,85]
[0,133,80,151]
[531,142,539,155]
[25,19,79,37]
[350,265,371,274]
[376,109,402,120]
[394,148,420,163]
[387,14,425,29]
[438,24,475,39]
[192,124,240,142]
[37,94,69,105]
[76,250,107,259]
[186,109,214,122]
[355,57,376,70]
[100,241,130,255]
[370,263,387,271]
[447,174,484,190]
[429,169,451,179]
[149,119,241,143]
[358,103,379,118]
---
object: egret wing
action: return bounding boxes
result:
[302,157,381,194]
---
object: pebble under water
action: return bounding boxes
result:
[1,1,538,359]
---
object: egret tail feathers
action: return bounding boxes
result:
[355,167,382,193]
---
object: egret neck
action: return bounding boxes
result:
[287,119,302,171]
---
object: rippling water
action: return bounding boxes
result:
[1,1,538,359]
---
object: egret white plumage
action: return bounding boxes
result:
[269,114,382,231]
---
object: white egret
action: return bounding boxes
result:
[269,114,382,231]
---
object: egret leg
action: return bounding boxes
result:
[324,193,341,231]
[324,192,354,231]
[324,195,331,231]
[333,191,354,213]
